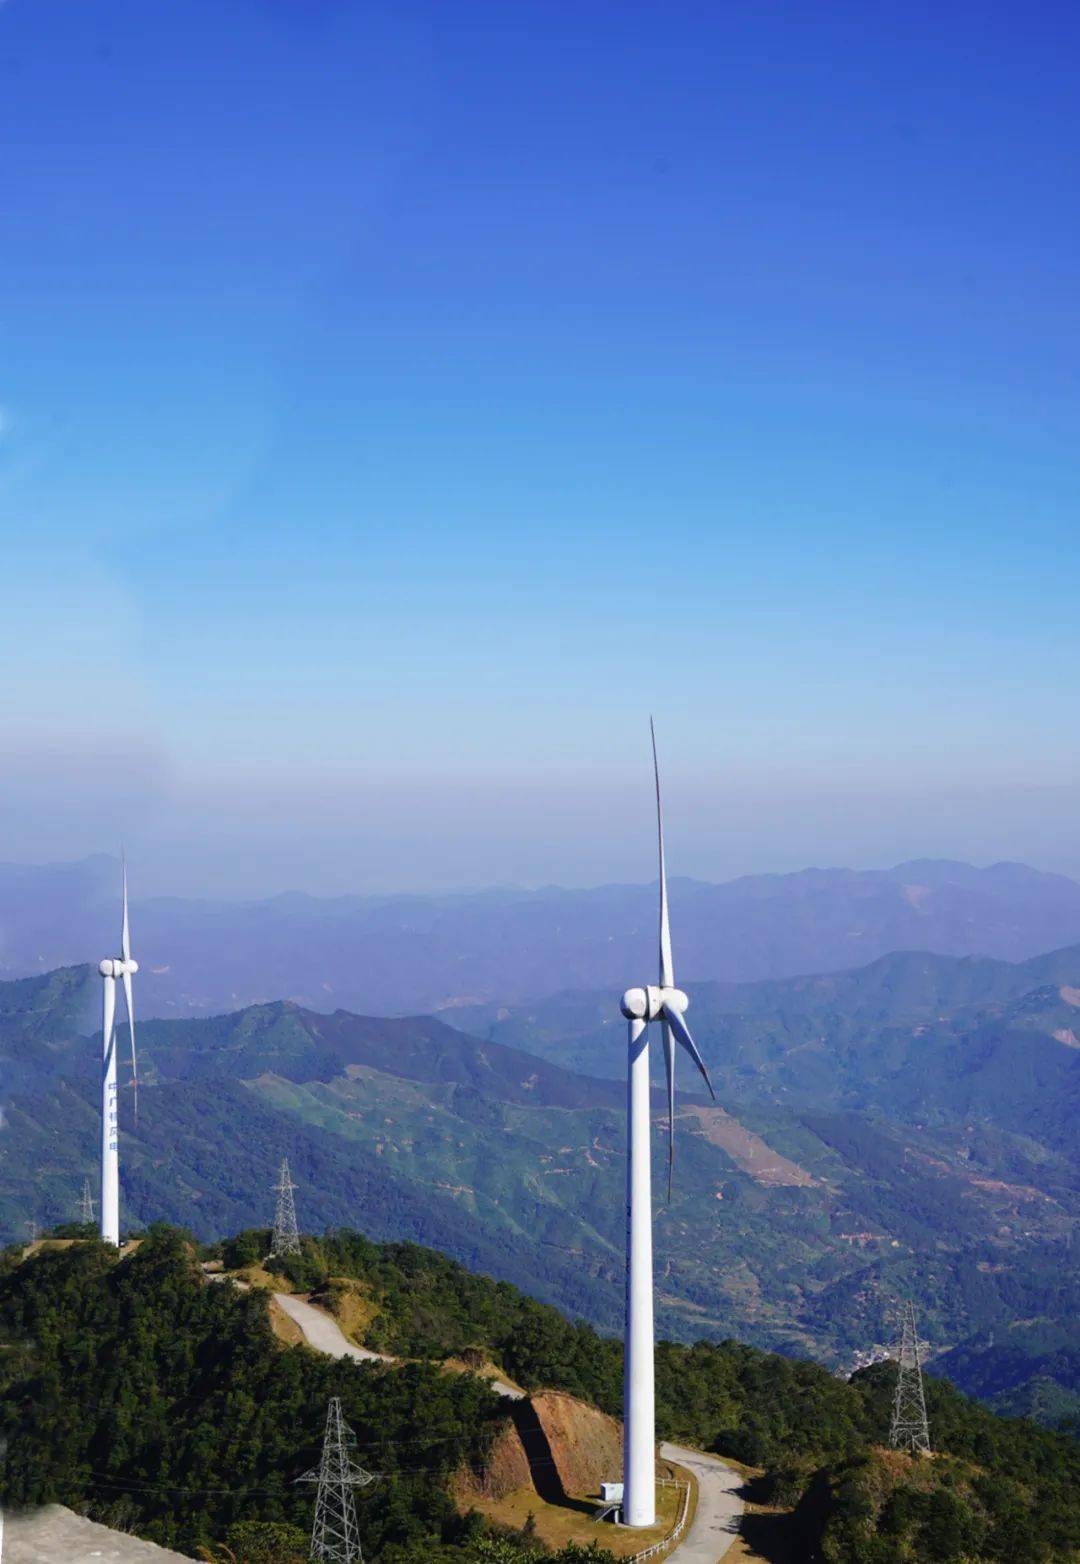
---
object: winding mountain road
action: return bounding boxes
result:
[273,1291,394,1366]
[273,1291,526,1398]
[277,1293,744,1562]
[659,1442,744,1564]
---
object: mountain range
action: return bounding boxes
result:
[7,854,1080,1016]
[454,941,1080,1150]
[1,941,1076,1426]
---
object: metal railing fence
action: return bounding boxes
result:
[625,1477,691,1564]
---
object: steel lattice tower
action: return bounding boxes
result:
[298,1397,376,1563]
[889,1299,931,1455]
[79,1178,95,1226]
[269,1157,302,1258]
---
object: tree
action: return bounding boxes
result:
[224,1519,311,1563]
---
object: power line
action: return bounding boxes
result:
[80,1435,648,1505]
[42,1374,529,1462]
[83,1438,578,1500]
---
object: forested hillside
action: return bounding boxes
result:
[1,961,1076,1427]
[459,942,1080,1420]
[461,943,1080,1150]
[2,1229,1078,1563]
[0,1230,502,1560]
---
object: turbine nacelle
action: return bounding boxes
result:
[99,957,139,979]
[621,985,688,1022]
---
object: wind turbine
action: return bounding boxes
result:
[98,856,139,1246]
[618,721,714,1527]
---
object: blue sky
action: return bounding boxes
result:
[1,0,1078,895]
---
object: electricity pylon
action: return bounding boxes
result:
[889,1299,931,1455]
[79,1178,95,1226]
[268,1157,301,1258]
[298,1397,377,1563]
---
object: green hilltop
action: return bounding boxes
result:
[1,1227,1078,1563]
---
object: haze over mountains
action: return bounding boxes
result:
[6,854,1080,1017]
[2,852,1077,1428]
[2,939,1077,1426]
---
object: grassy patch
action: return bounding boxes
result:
[465,1477,688,1561]
[321,1277,379,1342]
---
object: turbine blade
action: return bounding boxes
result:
[662,1017,675,1202]
[663,1003,715,1099]
[121,966,138,1128]
[651,717,674,989]
[121,852,131,962]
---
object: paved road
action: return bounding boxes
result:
[278,1294,740,1564]
[1,1504,190,1563]
[274,1293,525,1399]
[659,1442,744,1564]
[273,1292,393,1365]
[278,1295,740,1560]
[3,1304,734,1563]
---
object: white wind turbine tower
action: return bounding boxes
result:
[618,722,715,1528]
[98,856,139,1246]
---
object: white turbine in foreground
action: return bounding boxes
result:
[98,858,139,1246]
[619,723,715,1527]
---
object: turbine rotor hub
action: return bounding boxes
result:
[99,958,139,978]
[620,984,688,1021]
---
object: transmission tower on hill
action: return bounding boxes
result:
[889,1298,931,1455]
[298,1397,377,1563]
[78,1178,95,1226]
[268,1157,302,1258]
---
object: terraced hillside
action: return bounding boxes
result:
[0,958,1076,1424]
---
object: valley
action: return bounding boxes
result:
[1,947,1076,1427]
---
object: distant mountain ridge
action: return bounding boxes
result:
[454,940,1080,1152]
[5,854,1080,1018]
[0,952,1076,1427]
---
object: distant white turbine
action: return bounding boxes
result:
[619,722,715,1528]
[98,856,139,1246]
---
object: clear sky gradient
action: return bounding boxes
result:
[1,0,1078,895]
